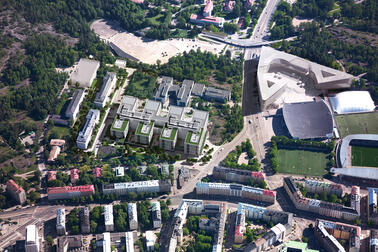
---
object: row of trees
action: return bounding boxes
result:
[271,135,335,152]
[221,140,262,172]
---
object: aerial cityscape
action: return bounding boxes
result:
[0,0,377,251]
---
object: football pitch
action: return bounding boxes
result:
[335,112,378,137]
[277,149,328,176]
[352,146,378,167]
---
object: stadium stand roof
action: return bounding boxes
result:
[282,100,333,139]
[330,91,375,114]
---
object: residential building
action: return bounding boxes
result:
[190,14,225,28]
[48,139,65,162]
[314,219,360,252]
[125,231,134,252]
[369,188,378,225]
[244,223,287,251]
[284,177,359,221]
[196,182,276,204]
[102,180,171,195]
[305,179,343,197]
[213,166,265,184]
[351,186,360,215]
[94,72,117,108]
[65,89,85,121]
[203,87,231,103]
[47,185,95,200]
[152,201,162,229]
[80,207,90,234]
[93,167,102,178]
[117,96,209,156]
[128,203,138,230]
[57,235,83,252]
[25,225,39,252]
[278,241,319,252]
[47,171,57,181]
[6,179,26,204]
[56,208,66,235]
[203,0,213,16]
[70,58,100,88]
[371,229,378,252]
[110,116,129,138]
[146,231,155,252]
[70,169,79,183]
[159,126,178,151]
[104,205,114,232]
[103,232,111,252]
[76,109,100,149]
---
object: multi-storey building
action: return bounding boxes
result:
[154,76,174,104]
[6,179,26,204]
[128,203,138,230]
[110,115,129,138]
[104,205,114,232]
[76,109,100,149]
[203,87,231,103]
[371,229,378,252]
[47,185,95,200]
[65,89,85,121]
[125,231,134,252]
[102,180,171,195]
[351,186,360,215]
[56,208,66,235]
[314,219,360,252]
[94,72,117,108]
[115,96,208,156]
[196,182,276,204]
[70,58,100,88]
[146,231,155,252]
[25,225,39,252]
[284,177,359,221]
[369,188,378,225]
[305,179,343,197]
[151,201,162,229]
[103,232,111,252]
[212,166,265,184]
[80,207,90,234]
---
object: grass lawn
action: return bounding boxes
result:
[335,112,378,137]
[47,126,70,139]
[352,146,378,167]
[146,14,164,26]
[277,149,328,176]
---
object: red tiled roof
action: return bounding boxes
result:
[48,171,57,181]
[235,225,244,237]
[263,189,276,197]
[204,0,213,13]
[251,171,265,179]
[6,179,24,193]
[70,169,79,181]
[47,185,95,194]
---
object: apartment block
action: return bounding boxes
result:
[135,121,154,144]
[110,116,129,138]
[94,72,117,108]
[305,179,343,197]
[159,126,178,151]
[47,185,95,200]
[152,201,162,229]
[104,204,114,232]
[65,89,85,121]
[102,180,171,195]
[213,166,265,184]
[76,109,100,149]
[56,208,66,235]
[146,231,155,252]
[6,179,26,204]
[25,225,39,252]
[125,231,135,252]
[128,203,138,230]
[80,207,90,234]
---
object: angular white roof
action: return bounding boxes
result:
[329,91,375,114]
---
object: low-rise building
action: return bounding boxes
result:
[128,203,138,230]
[65,89,85,121]
[125,231,135,252]
[191,83,205,97]
[190,14,225,28]
[104,204,114,232]
[196,182,276,204]
[102,180,171,195]
[93,167,102,178]
[47,185,95,200]
[56,208,66,235]
[278,241,319,252]
[152,201,162,229]
[115,166,125,177]
[48,139,65,162]
[76,109,100,149]
[154,76,174,104]
[146,231,155,252]
[70,58,100,88]
[176,79,193,107]
[47,171,57,181]
[6,179,26,204]
[203,87,231,103]
[94,72,117,108]
[57,235,83,252]
[70,169,79,183]
[80,207,90,234]
[25,225,39,252]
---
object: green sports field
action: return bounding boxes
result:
[352,146,378,167]
[335,112,378,137]
[277,149,328,176]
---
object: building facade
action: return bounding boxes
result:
[25,225,39,252]
[76,109,100,149]
[80,207,90,234]
[6,179,26,204]
[128,203,138,230]
[102,180,171,195]
[152,201,162,229]
[94,72,117,108]
[104,204,114,232]
[56,208,66,235]
[47,185,95,200]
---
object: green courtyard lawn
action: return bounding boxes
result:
[352,146,378,167]
[335,112,378,137]
[277,149,329,176]
[47,126,70,140]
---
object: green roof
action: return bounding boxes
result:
[111,117,128,132]
[135,121,154,136]
[282,241,319,252]
[185,128,203,145]
[160,126,178,141]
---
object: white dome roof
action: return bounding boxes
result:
[330,91,375,114]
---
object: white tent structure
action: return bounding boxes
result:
[330,91,375,114]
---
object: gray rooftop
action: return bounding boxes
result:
[94,72,116,105]
[204,87,231,99]
[70,58,100,87]
[77,109,100,144]
[65,89,85,117]
[177,80,194,106]
[192,83,206,96]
